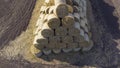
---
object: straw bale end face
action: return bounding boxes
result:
[54,4,69,18]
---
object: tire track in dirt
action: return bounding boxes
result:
[0,0,36,48]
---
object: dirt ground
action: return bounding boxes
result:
[0,0,120,68]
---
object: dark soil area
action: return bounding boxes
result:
[0,0,120,68]
[0,0,36,48]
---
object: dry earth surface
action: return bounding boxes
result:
[0,0,120,68]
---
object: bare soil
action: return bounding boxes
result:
[0,0,120,68]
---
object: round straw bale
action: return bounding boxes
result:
[80,28,85,37]
[62,36,73,43]
[82,40,94,51]
[80,19,86,29]
[74,13,80,22]
[66,0,73,5]
[36,14,45,27]
[73,6,79,13]
[40,23,54,37]
[62,14,74,27]
[56,27,67,36]
[48,6,55,14]
[49,36,60,43]
[73,35,85,43]
[47,14,61,29]
[78,40,89,48]
[74,22,80,30]
[52,48,61,54]
[54,4,68,18]
[67,43,78,48]
[84,33,90,42]
[68,27,80,36]
[36,34,48,45]
[67,5,73,13]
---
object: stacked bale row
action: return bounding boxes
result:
[32,0,93,56]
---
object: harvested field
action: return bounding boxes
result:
[0,0,120,68]
[0,0,36,47]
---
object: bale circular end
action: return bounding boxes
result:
[41,29,54,37]
[47,18,60,29]
[54,4,69,18]
[62,14,74,27]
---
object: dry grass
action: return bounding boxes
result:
[22,0,44,61]
[0,0,44,60]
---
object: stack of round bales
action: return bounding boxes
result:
[32,0,93,57]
